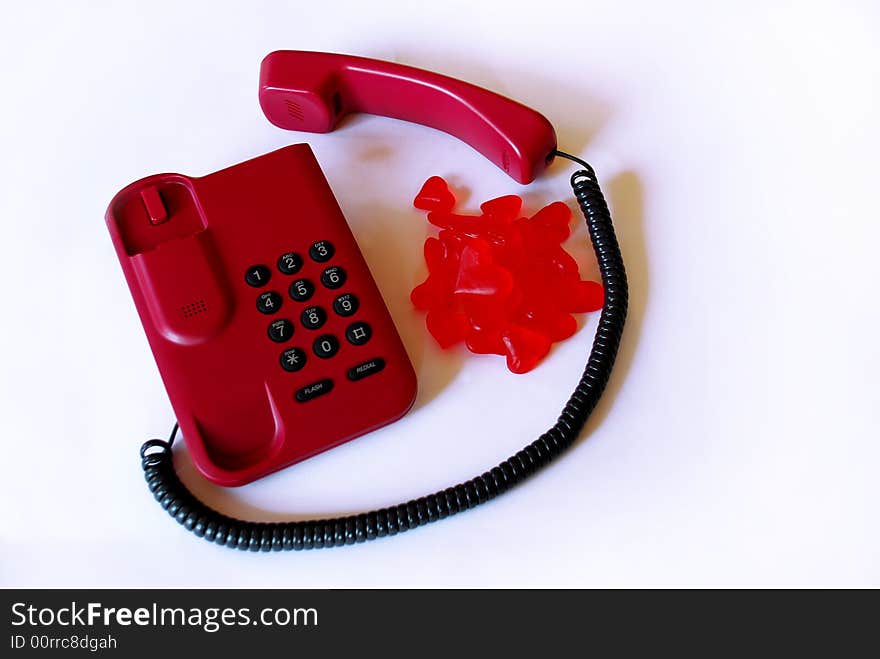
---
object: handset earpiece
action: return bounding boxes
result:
[258,51,557,184]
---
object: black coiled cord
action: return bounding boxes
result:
[139,152,629,550]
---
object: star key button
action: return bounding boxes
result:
[280,347,306,372]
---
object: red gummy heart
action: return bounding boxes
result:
[466,326,505,355]
[461,290,518,333]
[423,237,446,272]
[511,217,557,259]
[490,224,525,270]
[518,309,578,342]
[501,325,552,374]
[453,243,514,300]
[547,247,580,278]
[426,310,470,348]
[514,264,556,307]
[480,195,522,223]
[438,229,464,253]
[530,202,571,243]
[414,176,456,212]
[429,213,511,253]
[428,211,472,231]
[411,276,450,311]
[561,279,604,312]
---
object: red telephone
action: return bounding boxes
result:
[107,144,417,486]
[109,52,628,549]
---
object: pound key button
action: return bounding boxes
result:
[347,358,386,381]
[295,379,334,403]
[346,321,372,345]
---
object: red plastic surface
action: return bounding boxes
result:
[106,145,417,486]
[411,177,604,373]
[259,51,558,184]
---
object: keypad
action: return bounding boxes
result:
[346,321,372,346]
[268,319,294,343]
[300,305,327,330]
[309,240,334,262]
[245,265,271,287]
[289,278,315,302]
[256,291,282,314]
[280,347,306,372]
[333,293,358,317]
[277,252,303,275]
[313,334,339,359]
[321,266,346,289]
[252,240,385,401]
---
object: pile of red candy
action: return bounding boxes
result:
[410,176,604,374]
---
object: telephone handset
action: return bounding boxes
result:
[110,52,628,549]
[258,51,558,183]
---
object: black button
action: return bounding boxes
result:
[300,306,327,330]
[321,266,346,289]
[313,334,339,359]
[256,291,282,314]
[295,379,334,402]
[347,358,386,381]
[268,319,294,343]
[245,265,271,287]
[277,252,303,275]
[279,347,306,372]
[288,278,315,302]
[345,321,372,345]
[309,240,335,262]
[333,293,359,317]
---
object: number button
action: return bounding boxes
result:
[321,266,346,289]
[288,278,315,302]
[345,321,372,345]
[245,265,271,287]
[333,293,359,317]
[313,334,339,359]
[300,306,327,330]
[309,240,335,262]
[256,291,282,314]
[277,252,303,275]
[268,319,294,343]
[280,347,306,372]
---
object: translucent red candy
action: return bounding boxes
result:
[411,176,604,374]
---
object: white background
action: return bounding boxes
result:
[1,0,878,588]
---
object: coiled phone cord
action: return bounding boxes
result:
[139,152,628,550]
